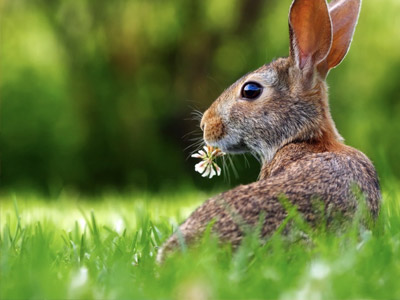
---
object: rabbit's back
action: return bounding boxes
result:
[179,143,379,243]
[261,142,380,215]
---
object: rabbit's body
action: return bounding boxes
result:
[158,142,380,261]
[157,0,381,262]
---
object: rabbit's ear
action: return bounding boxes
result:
[289,0,332,74]
[318,0,361,75]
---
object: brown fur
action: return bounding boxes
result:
[157,0,380,263]
[201,105,226,143]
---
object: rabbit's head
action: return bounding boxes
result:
[200,0,361,162]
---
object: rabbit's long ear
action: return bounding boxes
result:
[289,0,332,75]
[318,0,361,76]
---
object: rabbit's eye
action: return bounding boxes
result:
[241,82,263,100]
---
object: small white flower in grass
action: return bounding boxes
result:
[310,261,330,280]
[70,267,88,289]
[78,218,86,231]
[192,145,225,178]
[114,218,123,234]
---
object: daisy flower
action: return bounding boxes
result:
[191,145,225,179]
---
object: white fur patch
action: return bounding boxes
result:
[246,69,278,87]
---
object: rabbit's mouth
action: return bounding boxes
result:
[209,138,249,154]
[225,141,249,154]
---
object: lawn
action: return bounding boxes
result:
[1,186,400,300]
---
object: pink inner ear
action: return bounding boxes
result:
[289,0,332,71]
[325,0,361,70]
[299,53,312,70]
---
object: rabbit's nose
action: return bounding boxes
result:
[200,120,205,131]
[200,109,211,131]
[200,116,206,131]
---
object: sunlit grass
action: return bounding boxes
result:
[1,187,400,299]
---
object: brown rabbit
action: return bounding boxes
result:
[157,0,381,263]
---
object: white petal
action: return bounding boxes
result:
[213,163,221,176]
[208,167,216,178]
[191,153,202,158]
[202,164,211,177]
[195,161,206,173]
[216,151,225,157]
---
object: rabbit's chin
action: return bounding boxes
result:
[206,138,249,154]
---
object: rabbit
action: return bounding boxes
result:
[157,0,381,263]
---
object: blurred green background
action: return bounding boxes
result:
[1,0,399,194]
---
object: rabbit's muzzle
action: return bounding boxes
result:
[201,108,226,145]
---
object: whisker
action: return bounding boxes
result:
[185,139,204,153]
[191,107,204,114]
[222,156,231,184]
[251,152,262,164]
[243,154,250,168]
[190,110,203,117]
[189,136,204,144]
[187,115,203,122]
[188,141,204,151]
[188,106,204,122]
[183,129,201,139]
[192,132,203,138]
[227,155,239,179]
[185,139,206,159]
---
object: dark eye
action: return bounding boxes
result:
[241,82,263,100]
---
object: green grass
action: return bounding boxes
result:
[1,186,400,300]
